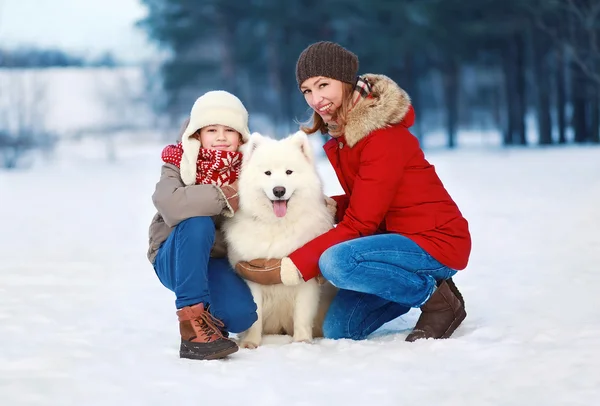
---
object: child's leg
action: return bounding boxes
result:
[206,258,258,334]
[152,216,238,360]
[153,216,214,309]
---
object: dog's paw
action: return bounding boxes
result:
[240,341,260,349]
[292,334,313,344]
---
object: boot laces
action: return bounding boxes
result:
[193,309,226,341]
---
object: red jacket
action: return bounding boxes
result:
[289,74,471,281]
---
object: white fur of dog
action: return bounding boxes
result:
[223,131,336,349]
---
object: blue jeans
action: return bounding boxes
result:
[318,233,457,340]
[153,217,257,333]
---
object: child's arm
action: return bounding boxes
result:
[152,163,231,227]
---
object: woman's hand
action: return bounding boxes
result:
[220,181,239,213]
[324,195,337,218]
[235,257,302,286]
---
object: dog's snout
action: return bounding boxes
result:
[273,186,286,198]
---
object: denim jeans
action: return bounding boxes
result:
[153,216,257,333]
[318,233,456,340]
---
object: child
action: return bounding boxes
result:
[147,90,258,360]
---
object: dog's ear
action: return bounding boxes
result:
[290,131,314,163]
[242,132,265,163]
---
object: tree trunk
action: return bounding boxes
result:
[390,54,422,140]
[590,84,600,143]
[567,9,589,143]
[531,28,553,145]
[442,58,460,148]
[280,26,298,134]
[554,17,568,144]
[556,45,568,144]
[217,10,239,95]
[401,53,423,141]
[502,43,515,146]
[515,32,527,145]
[589,51,600,143]
[502,40,517,145]
[266,28,285,130]
[572,64,588,143]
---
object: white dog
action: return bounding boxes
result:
[223,131,336,349]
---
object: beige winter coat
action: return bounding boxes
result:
[147,163,233,265]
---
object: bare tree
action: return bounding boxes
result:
[92,67,153,162]
[0,69,55,169]
[533,0,600,85]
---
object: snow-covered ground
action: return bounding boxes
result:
[1,141,599,406]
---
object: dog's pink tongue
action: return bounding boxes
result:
[273,200,287,217]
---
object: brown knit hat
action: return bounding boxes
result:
[295,41,359,88]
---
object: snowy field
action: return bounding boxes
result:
[1,140,599,406]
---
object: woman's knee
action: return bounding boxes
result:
[322,312,367,341]
[322,316,348,340]
[321,295,360,340]
[319,243,355,284]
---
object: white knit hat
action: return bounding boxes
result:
[180,90,251,185]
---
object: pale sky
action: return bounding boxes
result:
[0,0,158,62]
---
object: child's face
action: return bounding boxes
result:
[197,125,242,152]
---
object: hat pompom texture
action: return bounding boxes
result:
[180,91,251,186]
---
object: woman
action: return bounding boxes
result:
[236,41,471,342]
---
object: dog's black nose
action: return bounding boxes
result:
[273,186,286,198]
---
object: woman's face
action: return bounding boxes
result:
[300,76,345,122]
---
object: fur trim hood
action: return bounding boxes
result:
[344,74,413,147]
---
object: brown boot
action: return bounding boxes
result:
[405,278,466,342]
[176,303,238,360]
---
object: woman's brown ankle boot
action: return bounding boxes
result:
[405,279,466,342]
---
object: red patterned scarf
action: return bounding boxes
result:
[161,143,242,186]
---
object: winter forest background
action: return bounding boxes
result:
[1,0,599,168]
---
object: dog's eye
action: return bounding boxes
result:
[264,171,271,176]
[286,170,293,175]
